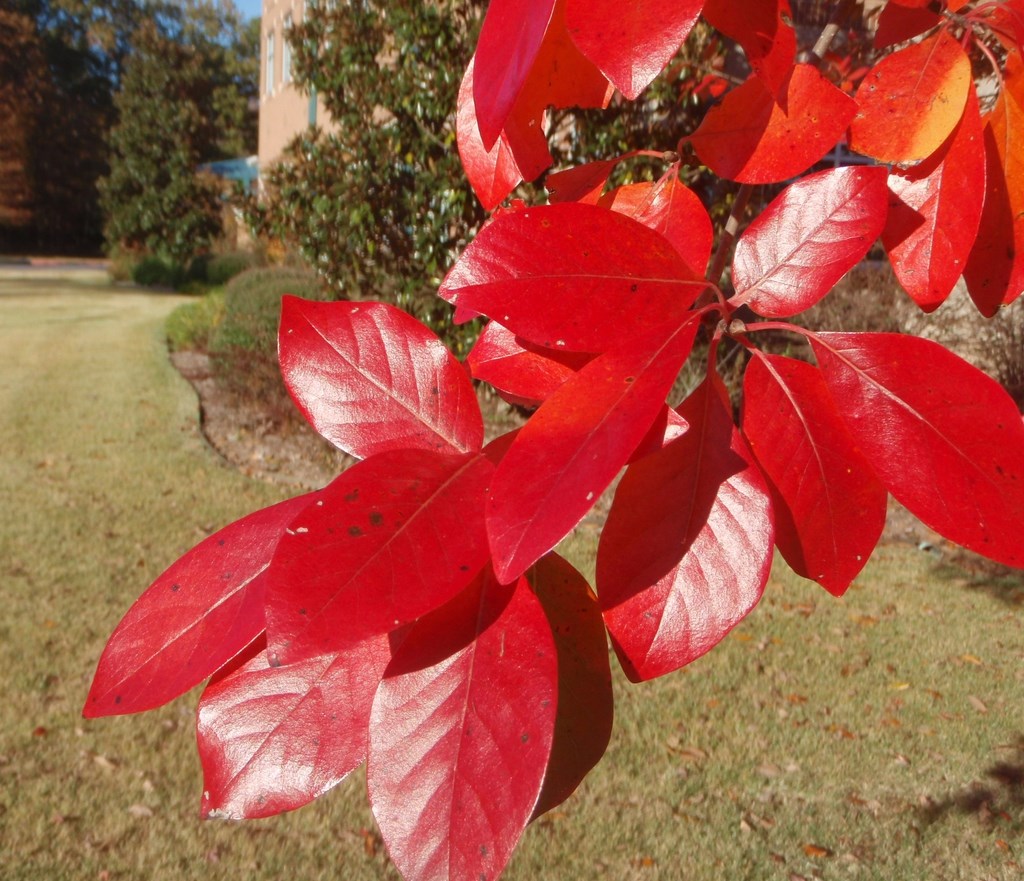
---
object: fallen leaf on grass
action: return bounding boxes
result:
[127,804,153,818]
[968,695,989,713]
[961,653,983,665]
[802,843,833,858]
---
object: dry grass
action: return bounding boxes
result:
[2,268,1023,881]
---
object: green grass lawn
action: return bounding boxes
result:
[2,268,1022,880]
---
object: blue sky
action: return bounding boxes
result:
[235,0,262,21]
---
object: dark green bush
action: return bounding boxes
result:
[209,266,334,403]
[132,255,187,288]
[188,250,260,287]
[211,267,331,356]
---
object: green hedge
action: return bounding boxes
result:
[210,266,331,357]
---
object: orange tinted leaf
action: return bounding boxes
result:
[965,55,1024,312]
[689,65,856,184]
[884,85,986,311]
[849,31,971,163]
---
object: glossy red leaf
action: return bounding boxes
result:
[874,1,941,50]
[702,0,796,93]
[472,0,557,148]
[849,30,971,164]
[83,492,316,718]
[279,298,483,459]
[689,64,857,184]
[488,317,700,584]
[440,202,704,353]
[599,175,714,276]
[598,376,773,682]
[565,0,702,99]
[265,449,493,663]
[467,321,591,407]
[197,632,393,819]
[811,332,1024,568]
[965,54,1024,313]
[528,553,612,818]
[732,166,888,318]
[742,354,887,596]
[368,569,557,881]
[457,57,552,211]
[884,86,985,311]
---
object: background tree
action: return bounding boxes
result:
[1,0,257,257]
[99,1,258,265]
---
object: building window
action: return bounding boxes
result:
[282,16,292,84]
[266,31,275,94]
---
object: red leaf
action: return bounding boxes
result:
[689,65,857,184]
[598,376,774,682]
[440,203,704,353]
[742,354,887,596]
[599,175,714,276]
[629,405,690,462]
[83,493,316,718]
[279,298,483,458]
[488,317,700,584]
[546,158,619,204]
[368,569,557,881]
[702,0,796,93]
[965,54,1024,313]
[518,0,613,111]
[811,332,1024,568]
[472,0,557,148]
[457,57,552,211]
[528,553,612,818]
[884,85,985,311]
[197,632,393,819]
[265,450,494,663]
[565,0,703,99]
[467,321,592,407]
[849,30,972,164]
[732,166,888,318]
[874,1,942,50]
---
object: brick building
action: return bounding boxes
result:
[257,0,331,175]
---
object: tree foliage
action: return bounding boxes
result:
[1,0,257,257]
[88,3,1024,881]
[99,1,258,264]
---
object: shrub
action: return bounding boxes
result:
[209,267,333,401]
[165,289,226,352]
[211,267,330,356]
[131,255,187,289]
[187,250,260,287]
